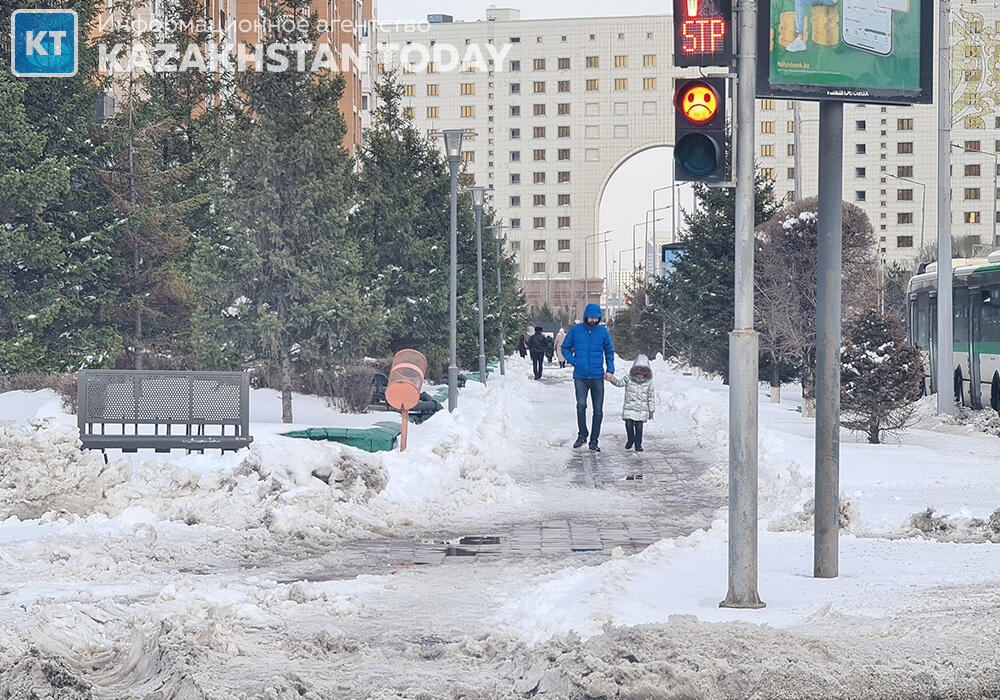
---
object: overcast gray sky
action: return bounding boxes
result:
[376,0,668,22]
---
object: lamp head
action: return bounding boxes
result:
[441,129,465,160]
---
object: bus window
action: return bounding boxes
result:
[980,289,1000,343]
[916,294,930,349]
[954,288,970,348]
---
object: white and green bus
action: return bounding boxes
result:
[908,253,1000,409]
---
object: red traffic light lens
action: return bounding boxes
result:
[677,83,718,123]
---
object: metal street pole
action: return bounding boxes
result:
[938,0,953,416]
[721,0,764,610]
[585,230,611,304]
[488,224,509,376]
[884,172,926,249]
[439,130,466,412]
[814,100,844,580]
[468,188,488,385]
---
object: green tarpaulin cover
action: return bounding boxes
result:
[282,421,402,453]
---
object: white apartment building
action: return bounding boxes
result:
[372,8,693,315]
[367,3,1000,313]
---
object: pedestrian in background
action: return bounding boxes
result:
[554,327,567,368]
[545,334,555,364]
[561,304,615,452]
[528,326,548,380]
[606,354,656,452]
[518,333,528,358]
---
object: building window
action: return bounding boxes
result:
[510,60,521,71]
[643,77,657,90]
[558,262,571,273]
[510,83,521,94]
[643,54,657,67]
[403,84,415,96]
[966,140,981,152]
[427,106,440,118]
[461,83,476,95]
[510,106,521,117]
[615,55,628,68]
[510,151,521,162]
[534,81,546,93]
[856,120,866,131]
[533,239,546,251]
[534,58,546,70]
[533,171,546,184]
[966,164,981,177]
[533,126,546,138]
[761,168,776,180]
[461,105,476,118]
[534,104,546,115]
[965,211,982,224]
[534,218,546,229]
[856,144,866,154]
[558,171,571,183]
[897,118,913,130]
[856,190,866,202]
[403,107,415,119]
[586,126,600,139]
[558,194,571,206]
[898,212,913,224]
[897,142,913,154]
[761,99,774,110]
[461,151,475,163]
[897,165,912,178]
[510,128,521,139]
[761,144,775,157]
[897,236,914,248]
[586,79,599,91]
[787,121,795,133]
[761,121,775,133]
[586,56,599,68]
[558,149,571,160]
[615,78,628,91]
[427,62,437,73]
[897,189,913,201]
[558,126,570,138]
[558,103,571,115]
[427,84,439,96]
[510,196,521,207]
[558,216,571,228]
[510,174,521,185]
[511,219,521,229]
[965,187,981,200]
[533,262,545,273]
[856,167,866,178]
[558,80,570,93]
[558,57,570,70]
[788,144,795,156]
[533,194,546,206]
[533,149,546,161]
[787,167,795,179]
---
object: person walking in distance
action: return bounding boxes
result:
[545,333,555,364]
[561,304,616,452]
[606,354,656,452]
[528,326,548,380]
[518,333,528,359]
[554,327,567,368]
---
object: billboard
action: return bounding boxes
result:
[756,0,933,104]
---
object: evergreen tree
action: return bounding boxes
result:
[841,310,924,443]
[351,73,525,378]
[651,176,779,380]
[0,0,120,372]
[194,0,371,422]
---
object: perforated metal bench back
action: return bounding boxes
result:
[78,370,252,451]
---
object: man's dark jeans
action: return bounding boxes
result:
[531,352,545,379]
[574,377,605,444]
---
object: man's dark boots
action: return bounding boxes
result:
[573,436,587,449]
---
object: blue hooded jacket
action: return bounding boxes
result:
[561,303,615,379]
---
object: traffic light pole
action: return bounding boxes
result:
[721,0,764,610]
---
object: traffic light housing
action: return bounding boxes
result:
[673,77,726,183]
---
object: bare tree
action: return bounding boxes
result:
[756,198,879,417]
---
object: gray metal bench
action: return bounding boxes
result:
[77,370,253,454]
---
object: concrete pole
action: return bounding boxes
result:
[937,0,953,415]
[814,100,843,579]
[474,204,487,385]
[448,158,459,412]
[721,0,764,610]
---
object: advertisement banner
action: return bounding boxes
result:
[756,0,933,104]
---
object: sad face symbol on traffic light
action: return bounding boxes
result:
[680,84,718,123]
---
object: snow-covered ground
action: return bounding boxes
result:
[0,358,999,698]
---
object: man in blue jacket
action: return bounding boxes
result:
[561,303,616,452]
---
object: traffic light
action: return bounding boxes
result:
[673,77,726,183]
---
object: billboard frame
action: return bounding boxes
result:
[755,0,934,105]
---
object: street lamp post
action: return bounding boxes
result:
[652,185,678,246]
[884,171,927,250]
[466,187,489,385]
[585,229,612,303]
[439,129,469,412]
[487,224,509,376]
